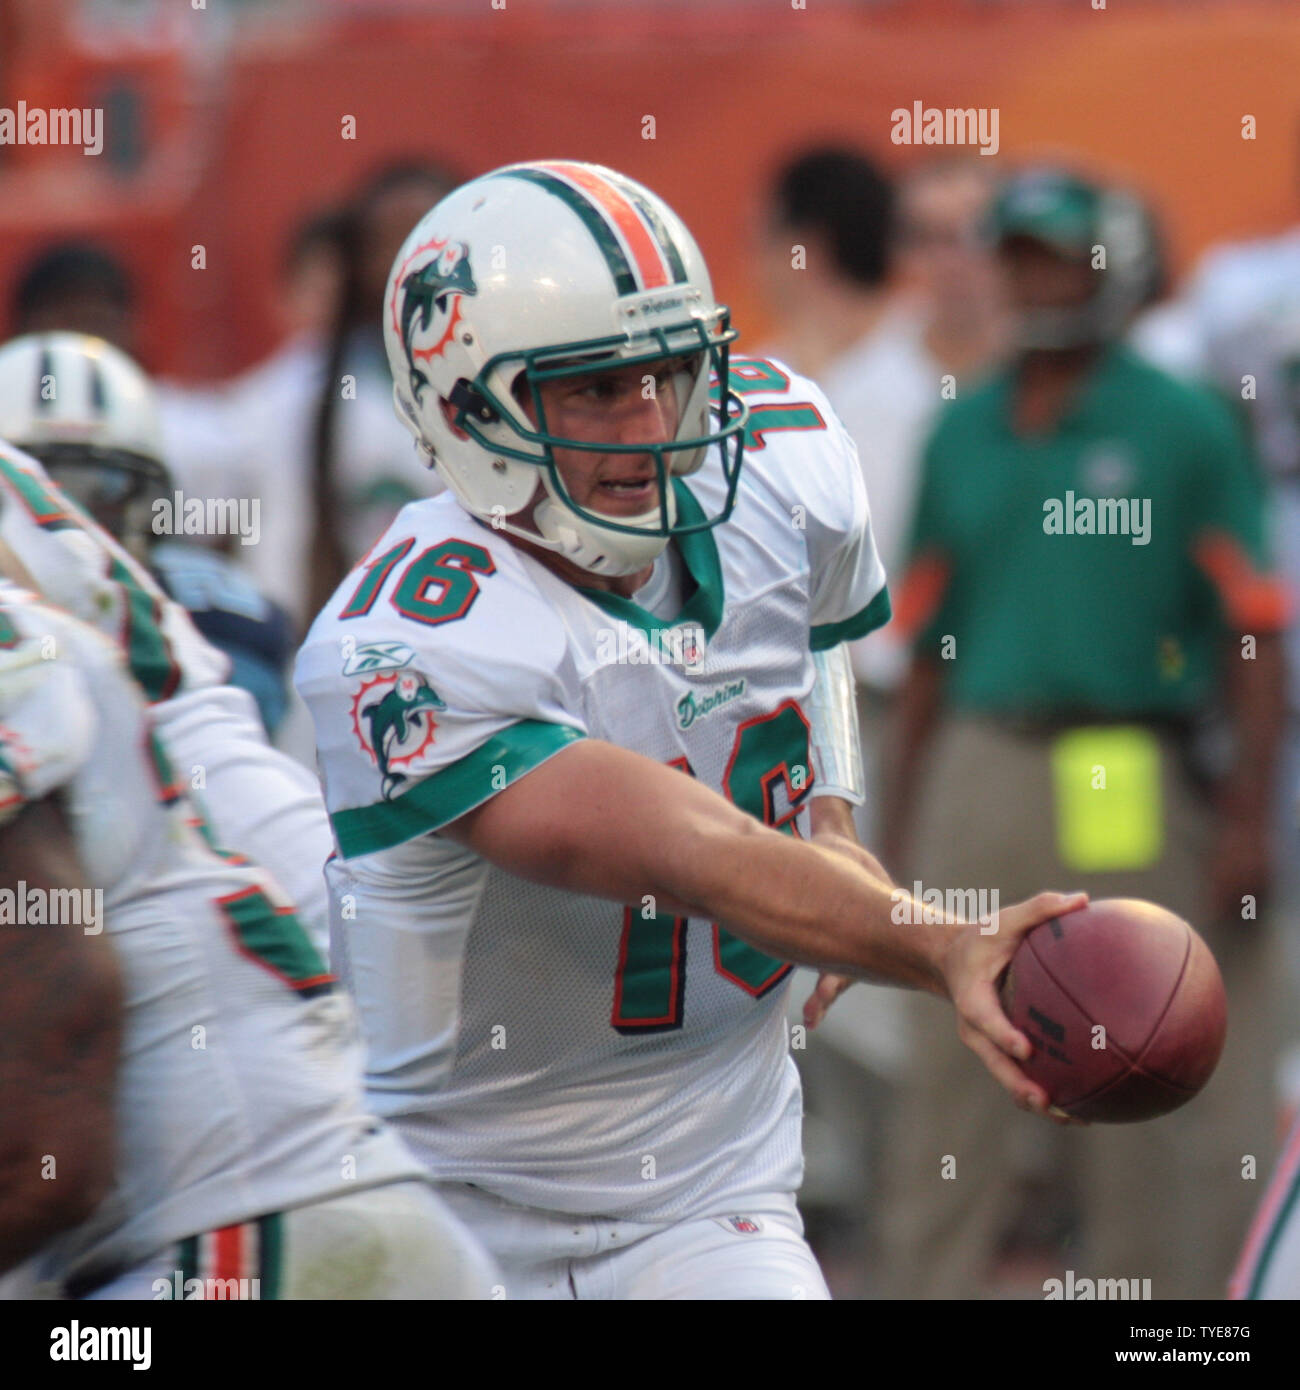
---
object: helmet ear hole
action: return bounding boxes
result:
[448,378,498,426]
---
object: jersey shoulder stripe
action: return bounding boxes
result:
[810,585,891,650]
[331,718,584,858]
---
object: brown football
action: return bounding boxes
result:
[997,898,1227,1123]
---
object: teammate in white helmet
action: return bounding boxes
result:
[296,160,1085,1300]
[0,576,495,1298]
[0,334,333,952]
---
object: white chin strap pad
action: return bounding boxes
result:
[532,475,678,578]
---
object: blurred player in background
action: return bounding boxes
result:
[10,244,137,355]
[0,573,495,1299]
[758,151,1005,720]
[211,211,346,628]
[297,159,1087,1301]
[5,170,460,655]
[235,164,462,767]
[881,166,1286,1299]
[755,146,896,390]
[845,157,1006,704]
[8,242,250,538]
[1150,129,1300,1299]
[0,332,298,735]
[154,167,462,641]
[0,340,333,951]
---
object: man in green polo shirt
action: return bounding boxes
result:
[879,168,1289,1299]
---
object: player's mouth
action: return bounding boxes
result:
[591,475,656,512]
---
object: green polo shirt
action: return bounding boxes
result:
[906,344,1282,717]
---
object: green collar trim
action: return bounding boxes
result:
[576,480,725,640]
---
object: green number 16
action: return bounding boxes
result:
[611,700,812,1033]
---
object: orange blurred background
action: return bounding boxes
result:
[2,0,1297,379]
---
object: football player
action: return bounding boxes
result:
[0,575,496,1297]
[296,160,1084,1300]
[0,331,300,733]
[0,337,332,951]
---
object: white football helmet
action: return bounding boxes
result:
[382,160,749,576]
[0,332,169,550]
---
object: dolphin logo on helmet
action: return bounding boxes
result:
[399,241,478,400]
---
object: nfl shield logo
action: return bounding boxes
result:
[680,625,706,672]
[728,1215,761,1234]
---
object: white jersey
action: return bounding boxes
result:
[0,584,423,1293]
[0,442,334,950]
[296,361,889,1221]
[150,684,333,953]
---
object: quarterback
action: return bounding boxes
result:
[296,160,1083,1299]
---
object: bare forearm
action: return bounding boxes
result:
[453,740,957,995]
[0,1024,117,1273]
[452,739,1089,1117]
[658,811,956,992]
[0,1159,95,1272]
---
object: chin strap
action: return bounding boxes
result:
[530,467,678,578]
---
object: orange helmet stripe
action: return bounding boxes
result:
[537,161,671,291]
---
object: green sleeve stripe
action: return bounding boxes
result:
[810,585,891,652]
[331,719,586,859]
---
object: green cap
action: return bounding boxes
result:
[987,170,1103,257]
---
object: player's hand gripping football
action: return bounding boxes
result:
[940,890,1090,1125]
